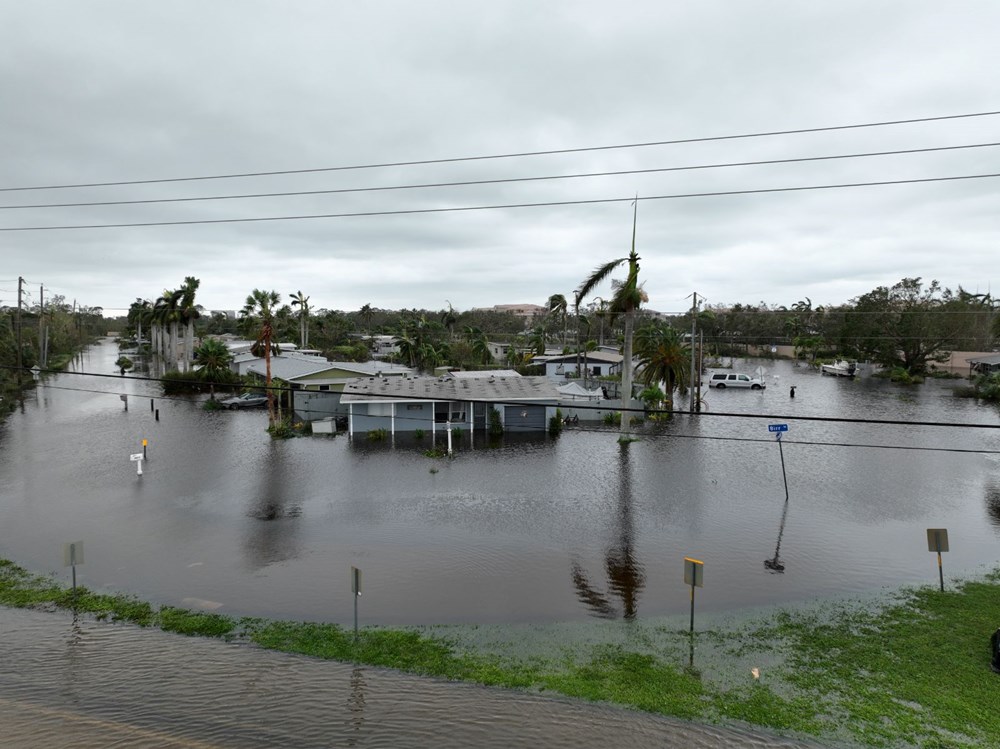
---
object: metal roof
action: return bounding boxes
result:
[340,375,560,404]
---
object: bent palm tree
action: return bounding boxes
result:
[241,289,281,427]
[576,201,645,438]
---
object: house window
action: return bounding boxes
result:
[318,385,330,391]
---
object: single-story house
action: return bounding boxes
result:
[968,354,1000,376]
[541,351,624,380]
[340,374,561,436]
[284,361,415,421]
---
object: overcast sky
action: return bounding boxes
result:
[2,1,999,318]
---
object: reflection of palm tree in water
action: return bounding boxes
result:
[764,498,790,573]
[245,442,302,568]
[571,443,646,619]
[985,482,1000,527]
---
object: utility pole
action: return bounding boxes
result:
[688,292,698,413]
[38,284,45,368]
[16,277,24,385]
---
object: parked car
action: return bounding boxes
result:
[219,392,269,409]
[708,372,766,390]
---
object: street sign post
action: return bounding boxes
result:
[683,557,704,634]
[768,424,790,501]
[130,452,144,476]
[351,566,362,639]
[63,540,83,601]
[926,528,949,591]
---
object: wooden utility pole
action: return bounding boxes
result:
[688,292,698,413]
[38,284,45,368]
[16,276,24,384]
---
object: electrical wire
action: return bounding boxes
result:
[3,141,998,211]
[28,379,1000,455]
[3,109,999,193]
[3,172,999,232]
[15,364,1000,431]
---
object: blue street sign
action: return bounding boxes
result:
[768,424,789,432]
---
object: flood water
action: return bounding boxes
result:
[0,339,998,627]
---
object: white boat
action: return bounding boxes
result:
[821,360,858,377]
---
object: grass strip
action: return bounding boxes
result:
[2,558,998,747]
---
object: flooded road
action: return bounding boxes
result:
[0,340,998,627]
[0,606,829,748]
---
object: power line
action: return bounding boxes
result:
[17,364,1000,431]
[3,109,999,193]
[4,141,998,211]
[3,172,999,232]
[30,381,1000,455]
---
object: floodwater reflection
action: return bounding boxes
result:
[986,482,1000,527]
[764,499,790,573]
[244,441,302,569]
[572,443,646,620]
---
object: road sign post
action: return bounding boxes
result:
[926,529,949,592]
[130,452,144,476]
[768,424,790,502]
[63,540,84,602]
[683,557,704,634]
[351,566,362,640]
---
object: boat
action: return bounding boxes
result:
[820,360,858,377]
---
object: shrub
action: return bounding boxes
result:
[367,428,389,441]
[414,429,425,439]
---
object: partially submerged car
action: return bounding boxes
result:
[708,372,766,390]
[219,392,269,409]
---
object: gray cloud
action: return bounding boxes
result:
[2,1,999,316]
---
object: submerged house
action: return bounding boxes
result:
[340,374,561,437]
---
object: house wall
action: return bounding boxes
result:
[348,401,558,434]
[349,402,438,434]
[293,390,345,421]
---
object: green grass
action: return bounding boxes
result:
[2,556,999,747]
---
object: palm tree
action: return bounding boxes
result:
[359,303,374,338]
[576,201,645,438]
[527,325,547,356]
[634,322,690,410]
[289,290,311,349]
[441,301,458,342]
[241,289,281,427]
[193,338,233,399]
[179,277,201,371]
[463,326,493,366]
[547,294,568,348]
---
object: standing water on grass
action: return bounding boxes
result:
[0,339,998,626]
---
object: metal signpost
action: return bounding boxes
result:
[351,566,362,640]
[63,540,84,602]
[926,528,949,592]
[768,424,790,502]
[142,438,148,459]
[683,557,704,634]
[130,452,144,476]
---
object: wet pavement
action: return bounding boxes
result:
[0,606,835,748]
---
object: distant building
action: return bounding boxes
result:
[475,303,547,319]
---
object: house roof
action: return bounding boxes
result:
[245,355,414,382]
[967,354,1000,365]
[246,358,336,381]
[542,351,624,364]
[341,375,560,404]
[557,382,604,400]
[450,369,521,379]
